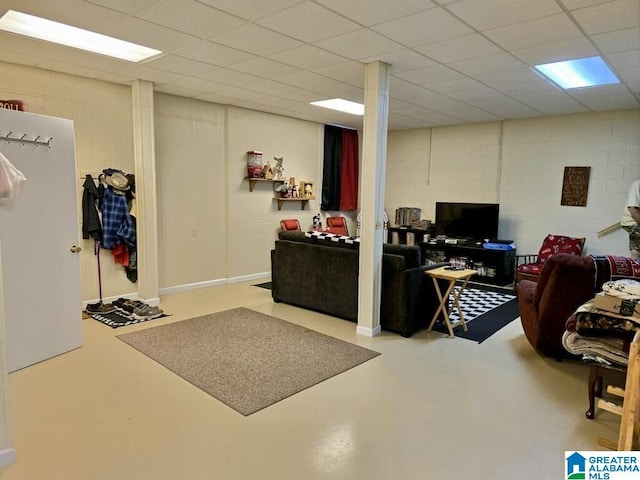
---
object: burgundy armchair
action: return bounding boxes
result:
[517,253,640,358]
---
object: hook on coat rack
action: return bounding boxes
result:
[0,131,53,148]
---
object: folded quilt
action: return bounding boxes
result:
[602,278,640,299]
[562,330,628,366]
[574,300,640,340]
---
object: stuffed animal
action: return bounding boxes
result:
[273,156,284,180]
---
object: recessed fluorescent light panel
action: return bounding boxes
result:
[533,56,620,89]
[311,98,364,116]
[0,10,162,62]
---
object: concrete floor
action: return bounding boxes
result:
[2,280,619,480]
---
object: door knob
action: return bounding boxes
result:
[70,245,82,253]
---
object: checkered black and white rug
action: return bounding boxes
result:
[447,286,516,325]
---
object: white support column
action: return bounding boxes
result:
[357,61,390,337]
[131,80,160,305]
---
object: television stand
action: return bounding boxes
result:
[421,241,516,286]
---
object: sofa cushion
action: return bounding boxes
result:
[383,243,421,270]
[278,230,317,243]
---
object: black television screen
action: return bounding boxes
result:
[435,202,499,240]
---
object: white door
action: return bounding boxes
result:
[0,108,82,372]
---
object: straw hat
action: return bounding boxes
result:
[104,172,129,191]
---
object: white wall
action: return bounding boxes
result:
[154,94,227,290]
[226,107,323,279]
[3,60,639,301]
[386,110,640,256]
[0,62,136,302]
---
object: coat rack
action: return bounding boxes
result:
[1,131,53,148]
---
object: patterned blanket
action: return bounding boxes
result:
[591,255,640,291]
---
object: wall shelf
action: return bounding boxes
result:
[244,177,284,192]
[274,197,315,210]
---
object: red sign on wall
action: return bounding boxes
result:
[0,100,24,111]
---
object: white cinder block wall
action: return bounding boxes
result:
[0,62,136,303]
[386,109,640,257]
[2,61,639,303]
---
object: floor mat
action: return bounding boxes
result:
[88,310,169,328]
[447,285,515,324]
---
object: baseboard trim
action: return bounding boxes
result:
[356,325,382,337]
[84,273,272,304]
[227,272,271,284]
[0,447,16,466]
[159,279,226,295]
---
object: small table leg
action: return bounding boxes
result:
[427,278,457,337]
[450,277,470,332]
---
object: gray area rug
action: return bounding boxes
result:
[117,307,380,416]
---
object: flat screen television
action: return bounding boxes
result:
[434,202,500,240]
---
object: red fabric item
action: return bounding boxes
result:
[112,243,130,266]
[280,219,301,231]
[339,128,358,211]
[537,234,584,264]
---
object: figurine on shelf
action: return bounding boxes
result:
[291,184,299,198]
[273,156,284,181]
[262,161,274,180]
[304,183,313,198]
[275,183,290,198]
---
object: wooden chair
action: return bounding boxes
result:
[514,234,585,285]
[326,216,349,236]
[279,219,301,232]
[596,330,640,451]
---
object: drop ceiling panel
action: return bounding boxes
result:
[394,64,466,86]
[209,24,304,56]
[134,0,247,39]
[144,54,220,76]
[0,0,637,129]
[172,41,258,67]
[468,95,543,118]
[372,9,472,47]
[447,53,526,76]
[197,67,266,88]
[362,49,438,73]
[84,0,159,16]
[414,34,503,64]
[315,0,437,26]
[314,62,365,87]
[446,0,563,31]
[484,14,584,51]
[267,45,349,70]
[570,0,640,35]
[511,38,599,65]
[315,29,405,60]
[592,27,640,54]
[229,58,303,79]
[195,0,306,22]
[568,84,640,110]
[256,2,361,43]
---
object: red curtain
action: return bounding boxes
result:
[339,128,358,211]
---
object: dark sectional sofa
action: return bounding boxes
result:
[270,231,447,337]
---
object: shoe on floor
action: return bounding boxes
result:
[132,305,163,320]
[86,302,115,314]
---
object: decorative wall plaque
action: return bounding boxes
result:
[0,100,24,111]
[561,166,591,207]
